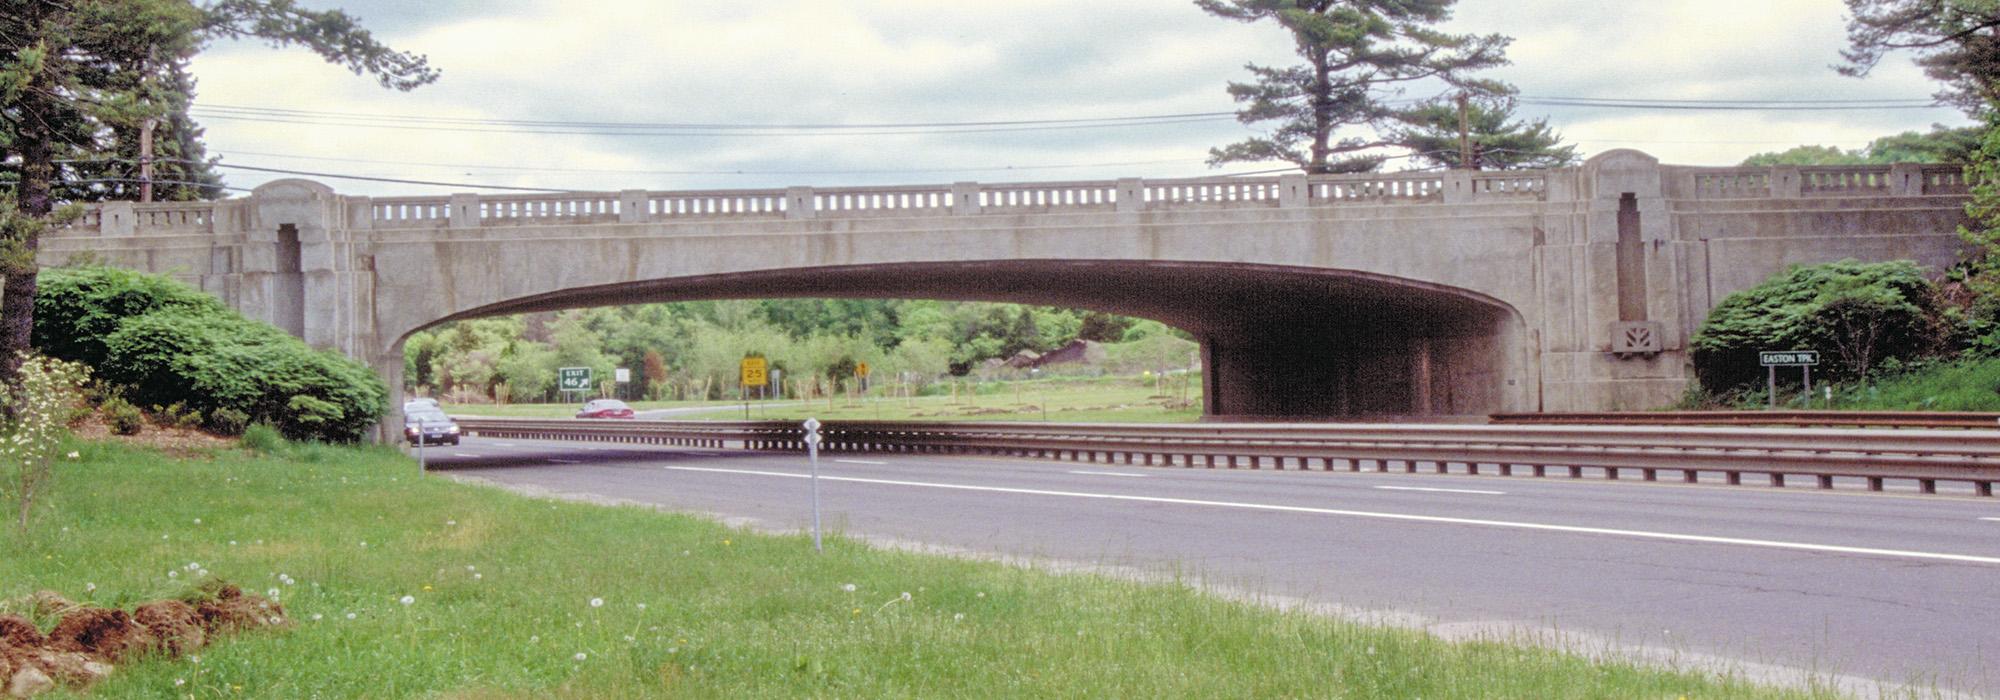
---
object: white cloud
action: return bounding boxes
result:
[185,0,1970,197]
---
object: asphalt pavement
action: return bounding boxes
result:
[420,436,2000,697]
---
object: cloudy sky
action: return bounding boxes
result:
[184,0,1969,197]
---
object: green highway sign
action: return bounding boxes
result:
[1758,351,1819,367]
[558,366,593,391]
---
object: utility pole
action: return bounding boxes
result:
[138,117,158,203]
[1455,92,1473,170]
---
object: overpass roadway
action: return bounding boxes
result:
[427,436,2000,698]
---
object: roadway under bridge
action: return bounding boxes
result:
[41,150,1972,434]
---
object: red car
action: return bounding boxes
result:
[575,399,635,419]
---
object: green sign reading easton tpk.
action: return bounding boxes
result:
[558,367,593,391]
[1758,351,1819,367]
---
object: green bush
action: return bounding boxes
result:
[101,396,144,436]
[240,423,285,454]
[1691,260,1948,392]
[207,407,250,436]
[35,266,387,442]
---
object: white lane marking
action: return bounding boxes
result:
[1376,485,1505,496]
[1981,517,2000,522]
[1069,470,1150,478]
[494,443,517,448]
[663,466,2000,566]
[835,459,889,465]
[548,459,581,464]
[453,453,477,457]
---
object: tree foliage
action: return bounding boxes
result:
[36,266,386,441]
[1691,260,1949,392]
[1,0,436,392]
[1197,0,1510,173]
[1392,94,1577,170]
[1840,0,2000,114]
[1740,124,1981,166]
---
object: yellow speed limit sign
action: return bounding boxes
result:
[855,361,870,378]
[740,357,769,387]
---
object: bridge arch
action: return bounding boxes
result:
[391,260,1534,419]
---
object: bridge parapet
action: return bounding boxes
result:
[49,162,1964,238]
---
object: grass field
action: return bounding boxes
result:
[0,438,1829,698]
[446,376,1204,423]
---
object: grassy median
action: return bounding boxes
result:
[2,439,1826,698]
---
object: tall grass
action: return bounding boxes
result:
[3,440,1827,698]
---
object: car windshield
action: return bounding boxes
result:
[586,400,628,410]
[406,410,449,424]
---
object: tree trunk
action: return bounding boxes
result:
[1,59,55,403]
[1308,51,1333,174]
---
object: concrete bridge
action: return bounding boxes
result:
[39,150,1971,425]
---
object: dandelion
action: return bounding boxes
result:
[359,541,367,548]
[723,539,731,546]
[573,652,588,662]
[229,540,238,546]
[311,614,323,621]
[83,583,95,593]
[186,562,200,571]
[446,520,457,526]
[174,679,185,687]
[841,583,856,593]
[590,597,604,608]
[197,570,209,578]
[530,635,539,643]
[975,592,985,598]
[465,565,476,572]
[168,571,178,579]
[192,518,201,525]
[636,603,647,610]
[399,595,415,606]
[66,451,79,460]
[901,592,912,601]
[624,635,636,643]
[954,613,965,622]
[345,613,357,620]
[473,573,483,581]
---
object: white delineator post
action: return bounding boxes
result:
[803,418,823,553]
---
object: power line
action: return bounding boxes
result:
[204,150,1200,177]
[193,103,1239,130]
[202,162,576,192]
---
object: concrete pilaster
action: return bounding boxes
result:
[1279,174,1307,208]
[1890,163,1924,196]
[618,190,649,223]
[1442,171,1474,204]
[99,201,134,237]
[449,194,479,229]
[952,182,981,215]
[1771,166,1803,198]
[1116,179,1144,213]
[786,187,817,220]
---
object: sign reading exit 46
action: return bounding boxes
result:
[558,367,593,391]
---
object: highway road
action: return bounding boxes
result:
[423,436,2000,697]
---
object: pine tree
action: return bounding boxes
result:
[1197,0,1510,174]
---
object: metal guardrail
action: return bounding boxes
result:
[455,418,2000,498]
[1491,411,2000,430]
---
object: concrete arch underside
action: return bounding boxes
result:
[414,260,1532,420]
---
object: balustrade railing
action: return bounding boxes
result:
[56,161,1970,236]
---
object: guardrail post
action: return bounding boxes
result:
[619,190,649,223]
[1442,170,1474,204]
[449,193,480,228]
[952,182,982,215]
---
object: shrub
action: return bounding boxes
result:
[207,407,250,436]
[36,267,387,443]
[239,423,285,454]
[101,396,144,436]
[1691,260,1948,392]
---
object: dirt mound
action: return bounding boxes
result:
[193,583,288,633]
[0,617,43,649]
[133,601,204,656]
[3,582,283,698]
[46,608,156,661]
